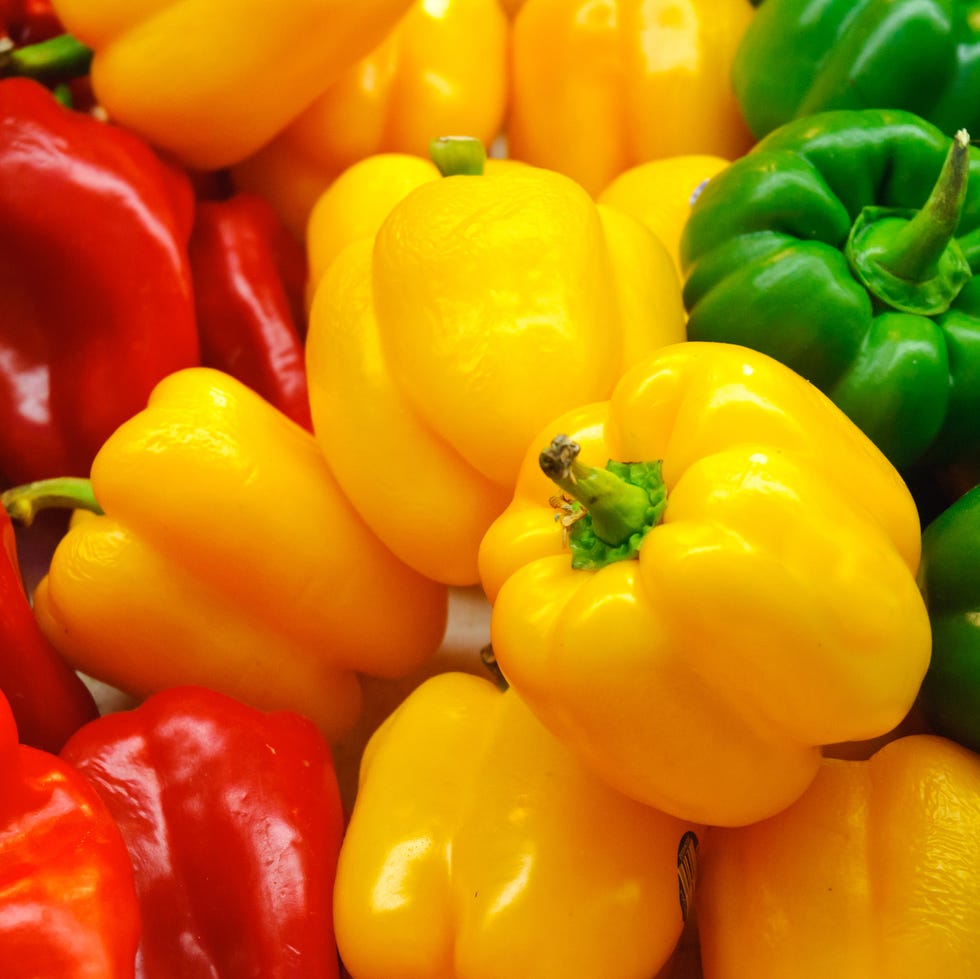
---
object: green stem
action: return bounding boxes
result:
[429,136,486,177]
[2,477,103,527]
[0,33,93,84]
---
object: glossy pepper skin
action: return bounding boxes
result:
[13,368,448,742]
[61,686,344,979]
[306,139,686,587]
[698,735,980,978]
[681,110,980,474]
[233,0,509,241]
[479,342,931,827]
[0,77,199,485]
[733,0,980,141]
[0,504,96,752]
[0,690,140,978]
[335,671,698,979]
[507,0,755,196]
[915,482,980,751]
[187,191,313,430]
[48,0,416,170]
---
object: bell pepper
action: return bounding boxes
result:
[0,76,199,486]
[0,503,96,752]
[915,481,980,751]
[506,0,756,196]
[61,685,344,979]
[187,191,313,430]
[732,0,980,142]
[1,0,61,45]
[0,689,140,978]
[335,670,698,979]
[478,341,930,827]
[3,367,448,742]
[306,137,686,587]
[46,0,416,170]
[697,734,980,978]
[596,153,731,277]
[680,110,980,475]
[232,0,509,241]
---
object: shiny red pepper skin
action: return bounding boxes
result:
[0,0,60,44]
[188,192,312,429]
[0,505,97,752]
[0,77,199,485]
[61,685,344,979]
[0,690,141,978]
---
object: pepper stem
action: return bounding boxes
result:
[429,136,486,177]
[2,477,103,527]
[0,33,93,84]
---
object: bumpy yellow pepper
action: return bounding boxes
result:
[479,342,931,827]
[49,0,415,170]
[16,368,448,742]
[507,0,755,195]
[233,0,509,240]
[305,138,686,587]
[335,671,698,979]
[698,734,980,978]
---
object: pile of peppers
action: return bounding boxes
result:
[3,1,980,977]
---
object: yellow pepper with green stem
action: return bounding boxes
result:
[479,342,931,827]
[334,671,699,979]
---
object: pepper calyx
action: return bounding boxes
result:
[0,33,93,85]
[540,434,667,571]
[429,135,486,177]
[2,477,103,526]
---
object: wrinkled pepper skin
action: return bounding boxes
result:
[306,147,685,586]
[698,735,980,978]
[479,342,930,827]
[61,686,344,979]
[335,671,697,979]
[48,0,416,170]
[0,504,96,752]
[916,482,980,751]
[733,0,980,141]
[233,0,509,241]
[187,191,313,430]
[24,368,448,742]
[0,690,140,978]
[507,0,755,195]
[681,110,980,474]
[0,77,199,485]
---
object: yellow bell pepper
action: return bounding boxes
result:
[478,341,931,827]
[597,153,731,277]
[305,138,686,587]
[698,734,980,978]
[335,670,699,979]
[9,368,448,743]
[507,0,756,195]
[232,0,509,240]
[49,0,416,170]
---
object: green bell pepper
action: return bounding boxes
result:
[680,109,980,473]
[733,0,980,141]
[916,483,980,751]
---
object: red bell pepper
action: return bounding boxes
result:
[0,689,141,978]
[0,501,96,752]
[61,685,345,979]
[0,0,60,44]
[0,76,199,486]
[187,191,313,429]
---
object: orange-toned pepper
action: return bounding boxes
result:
[4,368,448,742]
[335,671,699,979]
[233,0,509,240]
[698,734,980,978]
[507,0,756,195]
[305,138,686,587]
[48,0,416,169]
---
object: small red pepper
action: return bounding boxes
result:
[61,685,345,979]
[0,688,141,979]
[0,501,97,752]
[0,77,199,485]
[0,0,61,45]
[187,191,312,429]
